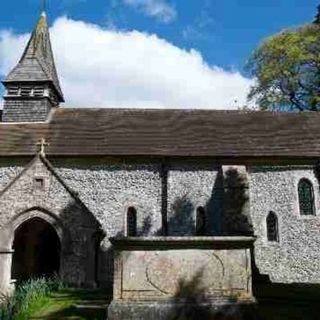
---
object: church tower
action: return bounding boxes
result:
[1,11,64,122]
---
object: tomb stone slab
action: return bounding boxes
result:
[108,236,256,320]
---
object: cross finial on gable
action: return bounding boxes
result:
[36,138,49,155]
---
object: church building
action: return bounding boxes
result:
[0,10,319,301]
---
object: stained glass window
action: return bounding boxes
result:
[266,211,279,242]
[196,206,206,236]
[127,207,137,237]
[298,179,315,215]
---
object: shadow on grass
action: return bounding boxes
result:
[250,251,320,320]
[254,282,320,320]
[31,306,105,320]
[29,289,111,320]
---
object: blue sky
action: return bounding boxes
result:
[1,0,317,71]
[0,0,318,109]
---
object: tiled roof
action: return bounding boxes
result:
[0,108,319,158]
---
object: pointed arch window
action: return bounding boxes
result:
[127,207,137,237]
[298,179,315,216]
[266,211,279,242]
[196,206,206,236]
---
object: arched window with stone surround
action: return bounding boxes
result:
[298,178,315,216]
[196,206,206,236]
[266,211,279,242]
[126,207,137,237]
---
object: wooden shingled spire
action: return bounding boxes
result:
[3,10,64,102]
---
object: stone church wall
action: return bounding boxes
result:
[52,160,163,288]
[0,157,101,291]
[0,157,151,290]
[54,161,163,237]
[167,164,223,236]
[1,157,320,292]
[249,166,320,283]
[0,158,226,290]
[52,160,225,286]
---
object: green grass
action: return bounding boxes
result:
[1,283,109,320]
[28,289,110,320]
[255,283,320,320]
[2,280,320,319]
[0,277,65,320]
[29,285,320,320]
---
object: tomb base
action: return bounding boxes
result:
[107,237,256,320]
[108,299,257,320]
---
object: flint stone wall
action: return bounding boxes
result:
[53,160,163,288]
[167,164,223,236]
[0,159,229,291]
[1,157,319,292]
[249,166,320,283]
[53,161,225,287]
[0,157,100,292]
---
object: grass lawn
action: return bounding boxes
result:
[25,284,320,320]
[255,283,320,320]
[28,289,110,320]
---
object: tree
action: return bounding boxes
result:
[247,10,320,111]
[314,5,320,24]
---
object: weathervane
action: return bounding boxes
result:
[41,0,47,14]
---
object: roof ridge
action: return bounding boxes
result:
[56,107,290,114]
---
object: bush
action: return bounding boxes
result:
[0,276,65,320]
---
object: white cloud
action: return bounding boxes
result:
[0,17,253,109]
[123,0,177,23]
[182,1,214,42]
[0,31,29,76]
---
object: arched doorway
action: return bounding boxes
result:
[11,217,61,283]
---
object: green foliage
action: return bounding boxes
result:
[314,5,320,24]
[30,289,109,320]
[0,277,65,320]
[247,22,320,111]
